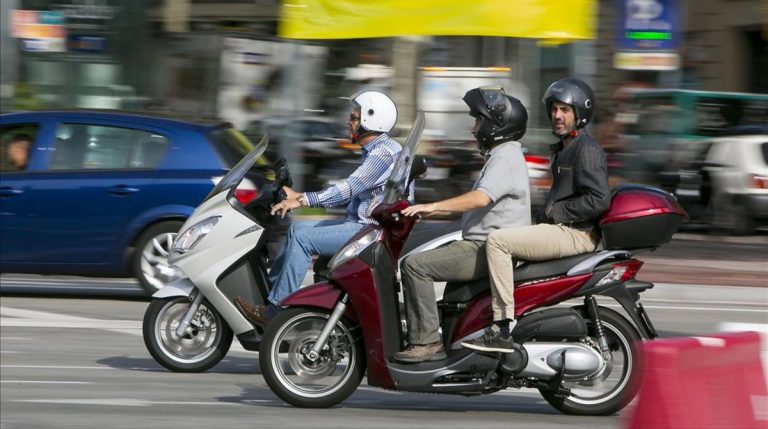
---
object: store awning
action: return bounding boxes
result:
[279,0,596,40]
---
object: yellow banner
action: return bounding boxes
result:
[280,0,595,40]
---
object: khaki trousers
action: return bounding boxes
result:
[486,224,598,321]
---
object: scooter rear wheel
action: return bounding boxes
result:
[143,296,233,372]
[260,307,365,408]
[538,306,642,415]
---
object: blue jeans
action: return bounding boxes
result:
[267,219,364,305]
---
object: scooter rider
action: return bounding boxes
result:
[462,77,611,353]
[394,86,531,363]
[235,90,402,327]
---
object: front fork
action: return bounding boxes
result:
[175,289,203,338]
[306,294,350,362]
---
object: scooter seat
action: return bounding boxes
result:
[442,252,598,303]
[514,253,597,282]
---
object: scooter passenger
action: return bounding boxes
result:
[461,78,611,354]
[395,86,531,363]
[235,90,402,327]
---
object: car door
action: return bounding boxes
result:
[25,120,172,270]
[0,120,49,265]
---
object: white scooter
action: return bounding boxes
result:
[142,133,461,372]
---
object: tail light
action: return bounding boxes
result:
[234,189,259,205]
[748,174,768,189]
[595,259,644,287]
[211,175,260,205]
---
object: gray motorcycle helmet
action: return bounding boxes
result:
[542,77,595,129]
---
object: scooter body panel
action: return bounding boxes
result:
[169,192,268,335]
[152,277,196,299]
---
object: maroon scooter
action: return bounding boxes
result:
[259,113,688,415]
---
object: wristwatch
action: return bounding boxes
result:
[297,193,308,207]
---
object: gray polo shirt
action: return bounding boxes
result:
[461,141,532,241]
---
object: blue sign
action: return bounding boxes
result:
[618,0,679,51]
[39,10,64,25]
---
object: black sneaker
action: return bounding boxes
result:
[460,329,516,353]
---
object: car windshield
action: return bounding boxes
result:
[381,111,425,204]
[761,142,768,164]
[204,135,268,202]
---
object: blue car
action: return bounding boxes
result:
[0,110,264,294]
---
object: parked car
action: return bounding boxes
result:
[659,126,768,235]
[0,110,268,294]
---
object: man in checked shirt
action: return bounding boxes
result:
[235,90,402,327]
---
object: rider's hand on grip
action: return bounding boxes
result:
[275,188,288,203]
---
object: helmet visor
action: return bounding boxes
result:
[463,86,507,124]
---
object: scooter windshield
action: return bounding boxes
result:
[380,111,425,204]
[204,135,268,202]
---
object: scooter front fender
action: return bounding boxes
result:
[152,278,196,299]
[280,282,358,323]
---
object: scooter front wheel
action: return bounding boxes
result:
[260,308,365,408]
[143,296,233,372]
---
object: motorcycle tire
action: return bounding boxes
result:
[143,296,233,373]
[260,307,366,408]
[539,306,643,416]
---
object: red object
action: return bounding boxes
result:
[600,186,688,225]
[627,331,768,429]
[524,154,550,166]
[233,188,258,205]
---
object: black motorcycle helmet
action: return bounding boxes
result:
[542,77,595,129]
[463,86,527,150]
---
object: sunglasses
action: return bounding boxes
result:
[349,114,361,122]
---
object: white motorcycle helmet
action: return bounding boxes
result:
[351,90,398,135]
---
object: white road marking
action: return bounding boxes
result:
[1,380,93,384]
[12,398,268,407]
[0,337,30,340]
[1,365,114,370]
[0,307,250,353]
[641,305,767,313]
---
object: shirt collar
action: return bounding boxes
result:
[485,140,518,159]
[361,133,387,153]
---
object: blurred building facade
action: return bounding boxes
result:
[1,0,765,127]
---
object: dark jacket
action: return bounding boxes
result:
[537,133,611,229]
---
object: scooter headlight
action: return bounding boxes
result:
[328,229,382,271]
[172,216,221,254]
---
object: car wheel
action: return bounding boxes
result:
[133,221,184,295]
[712,197,755,236]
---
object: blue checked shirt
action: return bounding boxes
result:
[305,134,402,225]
